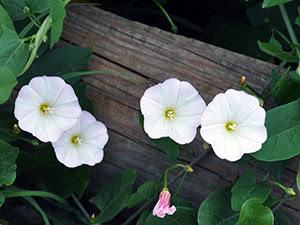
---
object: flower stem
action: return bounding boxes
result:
[174,171,186,197]
[266,180,296,196]
[279,4,300,72]
[71,194,91,222]
[152,0,178,33]
[163,164,189,189]
[279,4,299,49]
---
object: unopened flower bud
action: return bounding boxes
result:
[296,65,300,75]
[203,142,210,150]
[42,35,48,43]
[239,76,247,88]
[29,43,35,51]
[23,6,30,15]
[286,188,296,196]
[31,139,39,146]
[184,165,193,173]
[90,214,95,223]
[13,124,21,134]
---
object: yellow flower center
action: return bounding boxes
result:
[225,121,237,132]
[71,135,83,145]
[164,108,176,120]
[39,103,53,115]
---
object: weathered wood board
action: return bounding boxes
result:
[61,5,300,223]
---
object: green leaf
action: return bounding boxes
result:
[0,5,15,31]
[0,26,30,76]
[49,0,66,48]
[274,209,291,225]
[264,195,295,208]
[256,160,288,181]
[145,207,198,225]
[18,45,92,85]
[297,160,300,191]
[171,197,194,208]
[270,77,300,105]
[90,169,136,223]
[197,187,239,225]
[258,34,298,62]
[231,170,271,211]
[0,140,19,187]
[139,113,180,164]
[137,210,150,225]
[262,0,294,8]
[0,67,17,104]
[0,192,4,207]
[252,99,300,161]
[74,82,94,114]
[1,0,50,21]
[17,144,90,198]
[127,180,161,208]
[235,198,274,225]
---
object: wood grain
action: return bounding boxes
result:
[61,5,300,222]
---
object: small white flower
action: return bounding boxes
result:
[52,111,109,168]
[140,78,206,144]
[200,89,267,161]
[14,76,81,143]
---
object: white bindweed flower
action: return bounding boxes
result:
[52,111,109,168]
[200,89,267,162]
[140,78,206,144]
[14,76,81,143]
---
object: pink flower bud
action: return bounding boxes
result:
[152,188,176,218]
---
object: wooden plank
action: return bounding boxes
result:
[60,5,300,222]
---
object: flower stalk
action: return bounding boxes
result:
[266,180,296,196]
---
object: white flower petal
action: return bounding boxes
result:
[52,84,79,106]
[14,76,82,143]
[211,133,244,161]
[52,111,108,168]
[140,78,206,144]
[201,93,231,126]
[144,116,169,139]
[200,124,227,144]
[225,89,260,123]
[18,110,41,136]
[28,76,66,103]
[237,125,267,146]
[160,78,180,108]
[233,132,264,154]
[169,119,197,144]
[176,94,206,127]
[200,89,267,162]
[78,143,104,166]
[240,107,266,127]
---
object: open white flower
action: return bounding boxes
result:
[52,111,109,168]
[200,89,267,161]
[14,76,81,143]
[140,78,206,144]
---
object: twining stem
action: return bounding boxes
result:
[174,171,186,197]
[279,4,299,49]
[121,150,211,225]
[29,14,41,28]
[164,164,188,188]
[279,4,300,70]
[71,194,91,222]
[152,0,178,33]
